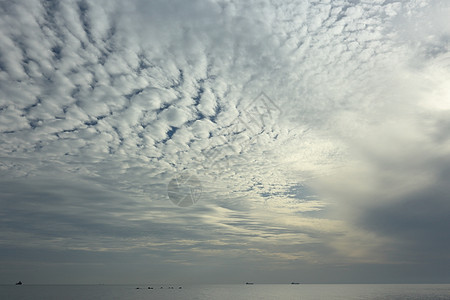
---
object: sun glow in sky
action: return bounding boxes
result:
[0,0,450,284]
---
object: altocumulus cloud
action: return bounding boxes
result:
[0,0,450,284]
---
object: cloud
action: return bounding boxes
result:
[0,0,449,283]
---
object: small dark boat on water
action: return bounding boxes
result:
[15,281,23,285]
[291,282,300,285]
[245,282,254,285]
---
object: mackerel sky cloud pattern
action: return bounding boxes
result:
[0,0,449,283]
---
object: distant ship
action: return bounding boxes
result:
[291,282,300,285]
[245,282,254,285]
[15,281,23,285]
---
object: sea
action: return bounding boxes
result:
[1,284,450,300]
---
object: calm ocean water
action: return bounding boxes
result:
[1,284,450,300]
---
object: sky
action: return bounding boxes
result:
[0,0,449,284]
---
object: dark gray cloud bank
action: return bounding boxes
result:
[0,0,449,284]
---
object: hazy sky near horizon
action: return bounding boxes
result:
[1,0,450,284]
